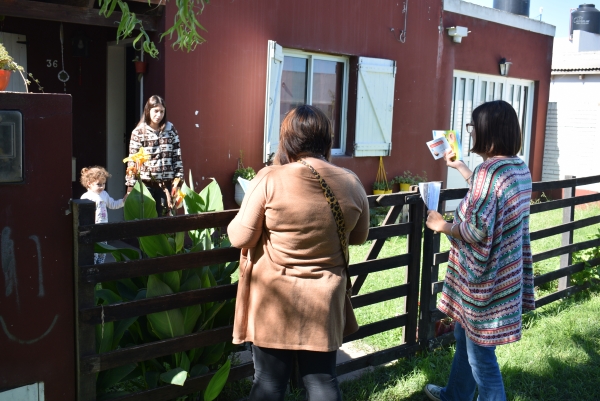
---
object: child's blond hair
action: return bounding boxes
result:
[80,166,111,189]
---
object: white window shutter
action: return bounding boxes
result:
[263,40,284,162]
[0,32,27,93]
[354,57,396,157]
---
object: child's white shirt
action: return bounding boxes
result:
[81,190,124,224]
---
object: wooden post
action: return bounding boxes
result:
[72,200,97,401]
[403,194,423,345]
[558,175,576,291]
[417,182,443,346]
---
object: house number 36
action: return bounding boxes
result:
[46,59,58,68]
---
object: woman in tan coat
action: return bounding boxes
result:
[227,105,370,400]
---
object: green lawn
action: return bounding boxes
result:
[220,203,600,400]
[349,203,600,353]
[339,288,600,401]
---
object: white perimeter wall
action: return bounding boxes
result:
[544,75,600,192]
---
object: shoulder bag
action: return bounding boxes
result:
[298,159,359,337]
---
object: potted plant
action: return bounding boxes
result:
[0,43,42,92]
[373,181,385,195]
[394,171,415,192]
[413,170,428,185]
[132,56,147,73]
[0,42,23,91]
[233,151,256,206]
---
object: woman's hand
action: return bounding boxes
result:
[426,210,449,233]
[444,149,474,182]
[444,149,465,170]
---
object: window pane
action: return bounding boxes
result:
[520,87,528,156]
[311,59,344,149]
[281,56,308,123]
[495,83,503,100]
[480,81,487,105]
[465,79,475,156]
[450,77,456,129]
[514,85,522,119]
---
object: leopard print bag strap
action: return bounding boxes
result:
[298,160,349,266]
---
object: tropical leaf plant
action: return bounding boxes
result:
[94,177,236,399]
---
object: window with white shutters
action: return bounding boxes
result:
[263,41,349,161]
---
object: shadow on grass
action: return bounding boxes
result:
[339,346,455,401]
[340,313,600,401]
[503,328,600,401]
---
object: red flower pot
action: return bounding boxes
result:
[134,61,147,74]
[0,70,12,91]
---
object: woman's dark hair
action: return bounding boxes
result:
[471,100,522,157]
[275,105,333,165]
[137,95,167,132]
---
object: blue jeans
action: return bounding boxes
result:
[440,323,506,401]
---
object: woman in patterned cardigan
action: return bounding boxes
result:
[125,95,184,216]
[424,100,534,401]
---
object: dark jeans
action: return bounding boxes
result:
[148,187,167,216]
[249,345,342,401]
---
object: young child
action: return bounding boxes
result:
[80,166,127,264]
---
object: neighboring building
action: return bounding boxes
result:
[1,0,554,215]
[545,29,600,195]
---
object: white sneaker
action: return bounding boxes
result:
[424,384,442,401]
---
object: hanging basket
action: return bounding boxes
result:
[373,156,392,195]
[0,70,11,91]
[134,61,147,74]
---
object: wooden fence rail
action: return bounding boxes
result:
[72,174,600,400]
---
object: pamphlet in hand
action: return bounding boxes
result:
[419,182,441,211]
[426,137,450,160]
[427,130,463,161]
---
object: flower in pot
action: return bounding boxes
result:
[373,181,393,195]
[413,170,428,185]
[132,56,147,81]
[0,42,23,91]
[394,170,415,192]
[0,43,42,92]
[233,151,256,206]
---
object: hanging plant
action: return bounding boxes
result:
[373,156,393,195]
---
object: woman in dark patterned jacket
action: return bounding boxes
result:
[424,100,534,401]
[125,95,184,216]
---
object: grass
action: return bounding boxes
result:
[339,288,600,401]
[219,202,600,400]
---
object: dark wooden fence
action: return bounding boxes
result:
[72,174,600,400]
[417,175,600,348]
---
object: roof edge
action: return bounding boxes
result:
[443,0,556,37]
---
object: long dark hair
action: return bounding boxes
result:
[137,95,167,132]
[275,105,333,165]
[471,100,521,157]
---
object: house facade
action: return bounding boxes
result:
[0,0,556,398]
[0,0,554,213]
[544,29,600,195]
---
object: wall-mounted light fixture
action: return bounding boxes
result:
[499,58,512,76]
[447,26,470,43]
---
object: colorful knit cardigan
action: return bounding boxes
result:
[439,156,535,346]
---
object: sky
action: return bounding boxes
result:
[464,0,588,38]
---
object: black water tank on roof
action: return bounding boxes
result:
[493,0,530,17]
[571,4,600,34]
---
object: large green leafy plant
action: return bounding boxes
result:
[94,176,236,400]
